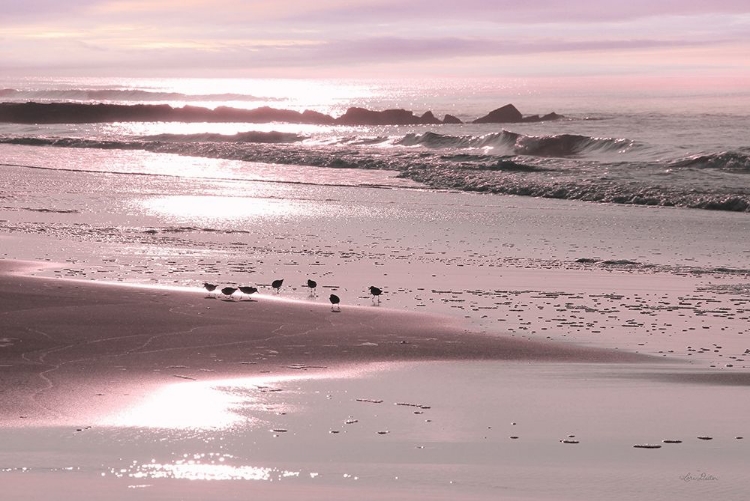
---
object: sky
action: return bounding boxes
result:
[2,0,750,87]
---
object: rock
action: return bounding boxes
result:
[473,104,523,123]
[419,111,442,125]
[0,102,562,126]
[522,112,563,123]
[540,112,563,121]
[302,109,336,124]
[336,107,424,126]
[442,114,463,124]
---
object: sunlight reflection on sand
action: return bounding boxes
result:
[113,453,303,482]
[104,370,363,430]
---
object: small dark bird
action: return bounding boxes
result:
[238,286,258,300]
[307,279,317,296]
[203,282,218,298]
[369,286,382,304]
[221,286,238,299]
[271,279,284,293]
[329,294,341,311]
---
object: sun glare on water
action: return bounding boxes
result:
[105,374,332,430]
[114,454,302,482]
[106,380,245,430]
[142,194,305,222]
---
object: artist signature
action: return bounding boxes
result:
[680,472,718,482]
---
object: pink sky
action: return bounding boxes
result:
[2,0,749,86]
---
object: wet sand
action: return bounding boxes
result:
[0,259,652,424]
[2,161,749,499]
[2,259,749,500]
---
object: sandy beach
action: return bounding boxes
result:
[1,132,749,499]
[2,179,750,500]
[2,259,749,501]
[0,258,656,423]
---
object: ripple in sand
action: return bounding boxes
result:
[345,419,358,425]
[377,431,390,435]
[356,398,383,404]
[662,439,682,444]
[560,439,579,444]
[697,436,713,440]
[634,444,662,449]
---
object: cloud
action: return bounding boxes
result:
[2,0,750,78]
[282,0,750,25]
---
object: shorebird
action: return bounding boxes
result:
[307,279,318,296]
[221,286,238,300]
[271,279,284,294]
[203,282,218,298]
[238,285,258,300]
[329,294,341,311]
[369,286,382,304]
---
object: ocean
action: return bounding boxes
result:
[2,76,749,212]
[2,77,750,501]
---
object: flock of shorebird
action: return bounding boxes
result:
[202,280,382,311]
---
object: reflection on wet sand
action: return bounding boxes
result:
[104,372,347,430]
[114,453,303,481]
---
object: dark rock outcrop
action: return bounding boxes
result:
[419,111,442,125]
[523,112,563,123]
[0,101,562,126]
[335,107,430,126]
[473,104,524,123]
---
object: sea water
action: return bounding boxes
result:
[1,76,749,212]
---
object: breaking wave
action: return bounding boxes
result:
[1,132,748,212]
[140,131,306,144]
[396,131,638,157]
[669,151,750,173]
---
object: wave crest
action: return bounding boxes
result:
[140,131,305,144]
[396,131,635,158]
[670,151,750,173]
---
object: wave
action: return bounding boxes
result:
[396,131,516,150]
[513,134,636,157]
[1,130,636,159]
[395,131,638,157]
[0,88,271,103]
[140,131,306,144]
[669,151,750,173]
[2,134,748,212]
[401,165,750,212]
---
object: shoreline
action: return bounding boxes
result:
[1,258,661,425]
[3,260,749,501]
